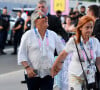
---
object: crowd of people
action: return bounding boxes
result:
[0,0,100,90]
[0,6,31,55]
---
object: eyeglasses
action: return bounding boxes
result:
[36,15,46,19]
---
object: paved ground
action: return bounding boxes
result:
[0,46,59,90]
[0,69,59,90]
[0,70,27,90]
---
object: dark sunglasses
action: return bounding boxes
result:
[36,15,46,19]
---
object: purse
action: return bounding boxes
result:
[73,37,96,90]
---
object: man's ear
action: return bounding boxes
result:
[91,11,94,16]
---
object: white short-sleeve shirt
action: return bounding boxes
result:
[64,36,100,76]
[18,29,64,78]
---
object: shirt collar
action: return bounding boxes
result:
[80,36,90,44]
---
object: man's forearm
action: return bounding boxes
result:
[21,61,30,69]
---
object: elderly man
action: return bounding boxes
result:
[37,0,68,42]
[18,10,64,90]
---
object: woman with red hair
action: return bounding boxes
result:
[51,15,100,90]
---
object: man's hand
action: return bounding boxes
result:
[0,26,3,30]
[26,67,37,78]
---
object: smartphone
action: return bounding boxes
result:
[34,70,38,74]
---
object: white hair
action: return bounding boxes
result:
[31,10,43,29]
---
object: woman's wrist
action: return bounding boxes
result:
[60,61,64,63]
[58,60,64,63]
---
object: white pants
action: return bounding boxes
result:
[68,73,85,90]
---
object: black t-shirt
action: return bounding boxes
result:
[47,13,68,42]
[0,16,3,31]
[14,18,24,33]
[93,19,100,41]
[1,14,10,30]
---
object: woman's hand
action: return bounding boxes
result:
[51,61,63,78]
[51,50,68,78]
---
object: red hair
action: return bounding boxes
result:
[76,15,94,43]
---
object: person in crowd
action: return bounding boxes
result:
[87,5,100,42]
[56,10,62,19]
[18,9,64,90]
[99,6,100,18]
[21,0,67,84]
[69,12,78,27]
[80,6,86,16]
[56,10,65,24]
[74,11,84,27]
[72,3,84,27]
[51,15,100,90]
[0,16,4,55]
[87,5,100,90]
[24,12,31,32]
[62,16,76,39]
[78,13,84,20]
[36,0,68,42]
[12,11,24,55]
[0,6,10,54]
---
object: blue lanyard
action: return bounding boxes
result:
[34,27,49,47]
[80,39,93,50]
[34,27,48,38]
[80,39,93,60]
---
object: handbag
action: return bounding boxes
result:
[73,37,96,90]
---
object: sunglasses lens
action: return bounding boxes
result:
[37,15,46,19]
[42,15,46,18]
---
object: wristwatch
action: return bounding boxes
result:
[25,65,30,69]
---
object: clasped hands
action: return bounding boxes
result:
[26,62,63,78]
[51,61,63,78]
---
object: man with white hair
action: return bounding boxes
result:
[18,10,64,90]
[37,0,68,42]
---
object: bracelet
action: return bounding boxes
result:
[59,61,64,63]
[25,65,30,69]
[60,61,64,63]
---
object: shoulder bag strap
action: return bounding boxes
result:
[82,46,91,65]
[73,37,88,84]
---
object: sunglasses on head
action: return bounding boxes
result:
[36,15,46,19]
